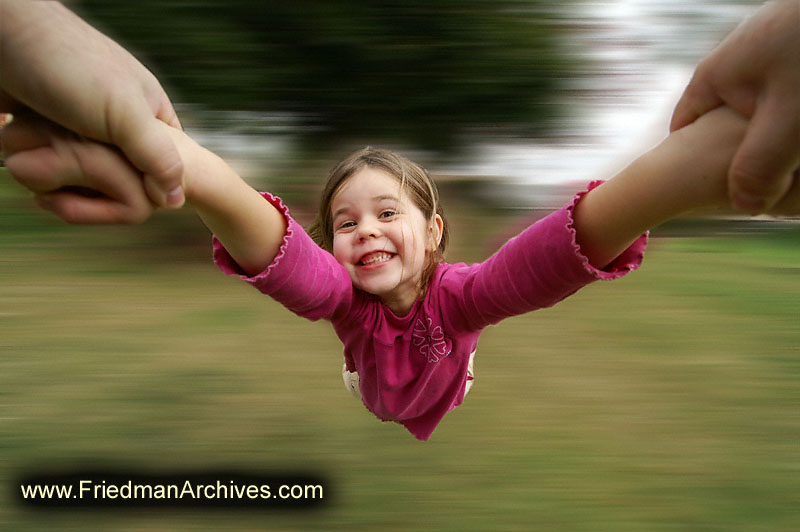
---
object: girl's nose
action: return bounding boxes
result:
[357,217,381,240]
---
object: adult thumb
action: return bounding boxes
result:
[113,107,185,208]
[728,98,799,213]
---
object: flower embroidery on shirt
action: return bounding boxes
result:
[412,317,452,363]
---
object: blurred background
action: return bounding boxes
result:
[1,1,798,531]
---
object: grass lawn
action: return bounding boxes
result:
[1,176,798,531]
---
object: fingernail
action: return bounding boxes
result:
[166,186,185,208]
[732,192,765,213]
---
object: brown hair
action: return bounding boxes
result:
[308,147,449,296]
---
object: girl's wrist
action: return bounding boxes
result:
[158,122,227,208]
[180,144,222,207]
[175,133,253,216]
[660,107,746,210]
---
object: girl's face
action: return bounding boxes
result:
[330,167,442,316]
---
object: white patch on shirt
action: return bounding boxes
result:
[341,349,476,400]
[342,363,361,399]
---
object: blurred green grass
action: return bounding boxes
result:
[1,175,798,531]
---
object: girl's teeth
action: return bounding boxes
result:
[361,253,392,265]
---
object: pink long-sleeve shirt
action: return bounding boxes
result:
[213,182,647,440]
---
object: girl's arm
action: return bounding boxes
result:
[163,123,286,276]
[2,114,285,270]
[573,106,746,269]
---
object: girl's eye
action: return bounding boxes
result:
[337,221,356,230]
[379,210,397,219]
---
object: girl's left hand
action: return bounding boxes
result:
[1,112,155,224]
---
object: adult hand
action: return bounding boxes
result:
[670,0,800,214]
[0,0,184,214]
[1,112,155,224]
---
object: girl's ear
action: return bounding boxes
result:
[428,214,444,250]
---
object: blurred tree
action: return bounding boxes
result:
[73,0,576,150]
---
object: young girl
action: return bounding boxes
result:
[2,105,782,440]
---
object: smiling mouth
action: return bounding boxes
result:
[359,251,395,266]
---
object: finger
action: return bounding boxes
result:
[728,97,800,213]
[109,103,185,208]
[35,189,154,225]
[73,141,156,217]
[670,69,724,132]
[122,118,185,208]
[143,173,184,209]
[4,147,77,192]
[149,99,187,207]
[6,136,156,223]
[19,139,156,225]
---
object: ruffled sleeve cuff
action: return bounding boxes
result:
[211,192,354,321]
[212,191,295,285]
[565,180,648,281]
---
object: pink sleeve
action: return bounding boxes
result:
[212,192,355,322]
[440,181,648,331]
